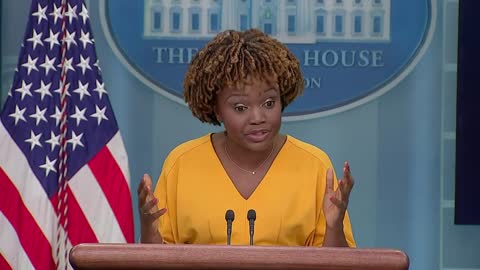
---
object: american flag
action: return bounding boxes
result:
[0,0,134,269]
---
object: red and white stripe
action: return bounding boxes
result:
[0,121,134,269]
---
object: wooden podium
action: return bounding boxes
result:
[69,244,409,270]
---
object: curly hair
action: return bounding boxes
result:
[183,29,304,125]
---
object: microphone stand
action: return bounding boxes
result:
[225,209,235,245]
[247,209,256,246]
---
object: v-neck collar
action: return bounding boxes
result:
[208,133,288,201]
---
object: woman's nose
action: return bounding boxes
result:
[249,106,266,124]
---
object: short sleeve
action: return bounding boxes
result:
[153,157,179,244]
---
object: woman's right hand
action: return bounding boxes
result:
[137,173,167,243]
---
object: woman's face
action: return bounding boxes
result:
[215,77,282,152]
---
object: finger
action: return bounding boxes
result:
[143,174,153,190]
[337,180,347,200]
[137,184,150,208]
[340,162,354,198]
[137,178,145,195]
[137,174,149,194]
[141,197,158,214]
[138,174,155,207]
[142,208,166,223]
[150,208,167,220]
[137,178,148,206]
[343,162,353,184]
[326,168,334,193]
[330,196,348,210]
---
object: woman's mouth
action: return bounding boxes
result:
[245,130,269,142]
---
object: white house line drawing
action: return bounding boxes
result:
[143,0,391,43]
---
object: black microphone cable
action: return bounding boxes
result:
[247,209,256,246]
[225,209,235,245]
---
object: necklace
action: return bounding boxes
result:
[224,140,275,175]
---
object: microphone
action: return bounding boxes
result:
[247,209,256,246]
[225,209,235,245]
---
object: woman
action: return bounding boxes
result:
[138,29,355,247]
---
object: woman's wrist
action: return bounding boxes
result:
[323,225,348,247]
[326,222,344,233]
[140,232,162,243]
[140,224,162,243]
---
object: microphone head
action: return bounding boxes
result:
[247,209,256,221]
[225,209,235,221]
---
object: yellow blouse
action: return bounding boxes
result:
[154,134,355,247]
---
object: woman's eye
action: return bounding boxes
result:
[234,105,247,112]
[264,100,275,108]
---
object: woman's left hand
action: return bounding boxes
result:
[323,161,354,230]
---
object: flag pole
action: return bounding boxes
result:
[56,0,69,269]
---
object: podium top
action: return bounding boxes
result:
[69,244,409,270]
